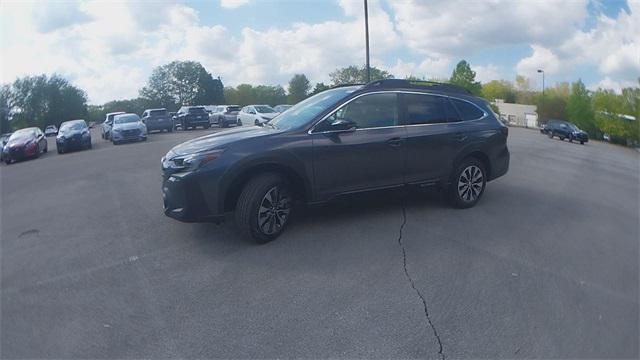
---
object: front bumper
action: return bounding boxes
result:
[3,145,36,161]
[162,171,222,223]
[58,136,90,149]
[112,130,146,142]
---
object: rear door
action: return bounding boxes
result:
[401,93,460,183]
[311,92,406,200]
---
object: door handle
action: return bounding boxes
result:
[387,137,404,147]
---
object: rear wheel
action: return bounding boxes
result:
[43,143,48,153]
[254,119,259,126]
[580,140,584,145]
[448,158,487,209]
[235,173,292,243]
[569,134,573,143]
[548,131,554,139]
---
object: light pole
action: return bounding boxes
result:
[364,0,370,83]
[537,69,545,126]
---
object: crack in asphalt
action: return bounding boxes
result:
[398,201,445,360]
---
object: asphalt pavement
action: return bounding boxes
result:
[1,126,638,358]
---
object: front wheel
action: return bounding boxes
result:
[254,119,260,126]
[235,173,292,243]
[448,158,487,209]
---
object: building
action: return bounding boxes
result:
[493,99,538,128]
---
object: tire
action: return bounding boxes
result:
[448,157,487,209]
[548,131,554,139]
[580,141,584,145]
[168,126,173,133]
[254,119,260,126]
[559,136,565,141]
[237,119,242,126]
[57,147,63,154]
[5,159,11,165]
[235,173,293,243]
[43,143,48,153]
[568,134,573,143]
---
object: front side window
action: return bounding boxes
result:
[450,98,485,121]
[404,94,448,125]
[324,93,398,129]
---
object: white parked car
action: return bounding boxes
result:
[274,104,293,113]
[238,105,279,126]
[110,113,147,145]
[44,125,58,136]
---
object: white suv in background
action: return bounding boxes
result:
[238,105,278,126]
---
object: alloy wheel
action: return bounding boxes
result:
[457,165,484,202]
[257,186,291,235]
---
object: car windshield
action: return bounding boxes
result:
[255,105,276,113]
[269,86,360,130]
[114,115,140,124]
[45,126,56,130]
[60,122,86,132]
[188,107,206,113]
[8,129,35,140]
[226,106,241,112]
[568,123,579,131]
[150,110,167,116]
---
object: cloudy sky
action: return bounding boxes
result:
[1,0,638,104]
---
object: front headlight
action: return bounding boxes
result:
[167,149,224,171]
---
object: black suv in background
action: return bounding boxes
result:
[175,106,211,130]
[161,80,510,242]
[544,120,589,144]
[142,108,173,133]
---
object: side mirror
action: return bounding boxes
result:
[329,118,357,132]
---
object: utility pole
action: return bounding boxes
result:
[364,0,370,83]
[537,69,545,126]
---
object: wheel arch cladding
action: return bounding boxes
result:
[223,163,308,212]
[460,151,491,180]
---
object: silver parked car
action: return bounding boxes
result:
[210,105,242,127]
[101,111,125,140]
[111,113,147,145]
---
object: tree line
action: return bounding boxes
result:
[1,60,638,145]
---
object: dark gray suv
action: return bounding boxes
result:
[162,80,510,242]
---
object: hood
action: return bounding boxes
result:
[6,138,33,147]
[58,129,85,138]
[113,122,145,131]
[170,125,277,156]
[259,112,278,119]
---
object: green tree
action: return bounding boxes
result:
[329,65,393,85]
[223,84,287,106]
[287,74,310,104]
[140,61,224,109]
[481,80,516,103]
[310,82,330,95]
[514,75,536,104]
[9,74,87,129]
[449,60,481,95]
[537,82,570,122]
[566,79,596,136]
[1,84,13,133]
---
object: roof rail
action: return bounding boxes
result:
[363,79,472,95]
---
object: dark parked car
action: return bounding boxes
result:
[175,106,211,130]
[101,111,125,140]
[56,120,92,153]
[2,127,48,164]
[142,108,173,133]
[545,120,588,144]
[161,79,510,242]
[210,105,242,127]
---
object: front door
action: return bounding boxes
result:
[311,92,406,201]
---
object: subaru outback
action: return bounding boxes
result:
[161,80,510,242]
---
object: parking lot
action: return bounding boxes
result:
[1,126,638,358]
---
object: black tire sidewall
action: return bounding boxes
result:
[235,173,291,243]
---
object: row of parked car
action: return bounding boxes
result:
[1,119,93,164]
[1,103,294,165]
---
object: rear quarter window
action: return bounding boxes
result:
[451,98,485,121]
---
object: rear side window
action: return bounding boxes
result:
[450,98,485,121]
[404,94,448,125]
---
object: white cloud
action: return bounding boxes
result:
[472,64,501,83]
[587,77,638,93]
[515,45,561,78]
[389,58,451,80]
[220,0,249,9]
[389,0,589,56]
